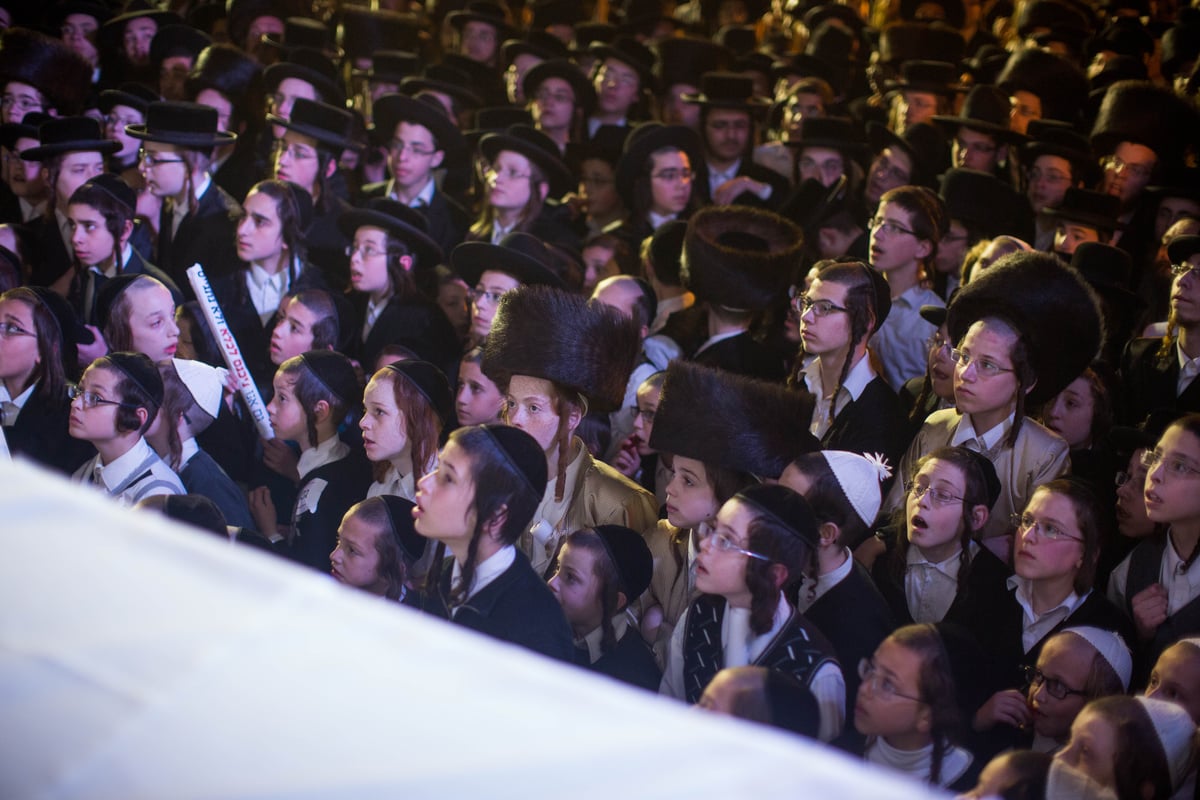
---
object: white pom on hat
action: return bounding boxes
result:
[821,451,891,527]
[1135,695,1197,791]
[1064,626,1133,691]
[171,358,227,419]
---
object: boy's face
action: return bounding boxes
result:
[270,297,321,366]
[53,151,105,210]
[68,364,129,445]
[954,127,1003,173]
[1053,222,1101,257]
[869,201,931,273]
[68,202,119,267]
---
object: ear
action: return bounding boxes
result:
[638,324,649,340]
[431,149,444,170]
[968,504,989,533]
[915,237,933,261]
[482,502,509,542]
[120,218,134,245]
[311,398,331,425]
[915,702,933,735]
[564,398,583,435]
[323,157,338,180]
[769,562,789,591]
[615,590,629,612]
[398,254,414,273]
[134,406,148,430]
[536,181,549,203]
[817,521,841,548]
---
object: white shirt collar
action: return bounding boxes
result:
[579,612,632,663]
[706,158,741,188]
[950,411,1014,452]
[649,292,694,335]
[297,434,350,480]
[19,197,45,223]
[647,210,677,231]
[93,437,155,491]
[451,543,517,606]
[721,592,790,667]
[587,117,626,137]
[1178,341,1200,395]
[178,437,200,468]
[0,381,35,408]
[805,354,876,438]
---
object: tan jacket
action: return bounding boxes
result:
[642,520,696,668]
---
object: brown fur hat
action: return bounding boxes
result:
[682,206,804,312]
[649,359,818,479]
[0,28,92,117]
[482,285,640,412]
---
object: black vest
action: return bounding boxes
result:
[1126,533,1200,664]
[682,594,838,704]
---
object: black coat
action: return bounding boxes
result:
[157,180,243,293]
[814,374,909,492]
[285,448,373,572]
[26,211,72,288]
[585,628,663,692]
[694,157,791,211]
[4,384,95,475]
[359,181,470,260]
[304,194,353,292]
[351,292,460,378]
[692,331,786,382]
[180,447,255,530]
[426,549,575,662]
[1119,336,1200,427]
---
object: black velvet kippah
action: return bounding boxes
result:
[958,448,1002,509]
[734,484,819,547]
[105,351,164,407]
[593,524,653,600]
[384,360,453,426]
[299,350,361,406]
[380,495,427,563]
[480,424,547,497]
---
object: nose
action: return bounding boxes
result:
[417,470,435,493]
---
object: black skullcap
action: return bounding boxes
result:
[162,494,228,536]
[648,219,688,284]
[95,273,142,332]
[298,350,360,407]
[957,447,1001,509]
[383,360,453,426]
[26,286,94,360]
[733,484,819,547]
[764,670,821,739]
[80,172,135,214]
[592,524,653,601]
[105,351,164,407]
[280,180,313,232]
[379,495,427,563]
[480,424,547,498]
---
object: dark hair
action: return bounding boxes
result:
[380,229,423,303]
[784,453,857,595]
[984,750,1051,800]
[434,425,544,606]
[67,182,133,272]
[1085,696,1175,800]
[740,497,814,635]
[277,354,357,448]
[888,624,964,786]
[801,260,879,421]
[1032,479,1105,594]
[175,302,223,366]
[469,153,549,239]
[346,497,414,601]
[246,179,309,265]
[547,381,585,502]
[561,527,625,653]
[103,275,172,355]
[879,185,948,264]
[632,145,696,223]
[0,287,70,402]
[890,446,993,594]
[154,359,202,470]
[583,232,636,281]
[287,289,339,350]
[94,354,159,435]
[367,366,443,484]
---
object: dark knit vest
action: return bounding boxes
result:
[1126,533,1200,657]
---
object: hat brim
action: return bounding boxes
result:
[933,115,1026,143]
[125,124,237,148]
[398,77,482,109]
[522,61,597,116]
[1040,206,1125,231]
[267,114,362,153]
[478,132,573,198]
[615,125,703,210]
[883,79,968,96]
[371,95,465,158]
[678,91,771,111]
[20,138,120,160]
[588,43,653,84]
[99,90,152,115]
[446,11,514,40]
[263,64,343,103]
[451,241,565,289]
[337,208,444,269]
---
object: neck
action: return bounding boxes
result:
[654,281,684,301]
[574,617,604,640]
[389,449,414,480]
[882,730,934,753]
[817,344,862,392]
[96,433,140,466]
[495,206,522,228]
[915,539,962,565]
[592,109,624,125]
[369,286,392,306]
[818,543,849,576]
[1180,327,1200,360]
[707,311,746,338]
[708,154,738,172]
[882,262,919,297]
[392,175,430,205]
[302,425,338,455]
[542,125,569,149]
[726,587,755,610]
[966,406,1012,439]
[2,371,33,399]
[1029,574,1075,615]
[1170,524,1200,559]
[254,249,290,276]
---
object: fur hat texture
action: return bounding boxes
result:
[682,206,804,311]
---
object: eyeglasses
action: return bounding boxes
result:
[272,142,317,161]
[868,216,918,237]
[872,154,910,185]
[345,243,386,259]
[1,95,43,113]
[628,406,656,423]
[535,90,575,105]
[388,140,436,158]
[926,332,949,354]
[705,530,772,562]
[950,348,1015,378]
[907,481,964,506]
[487,166,532,182]
[596,65,639,88]
[469,288,508,305]
[651,168,693,183]
[1022,665,1087,700]
[103,113,142,129]
[67,384,137,410]
[1114,470,1145,488]
[1170,262,1198,279]
[1027,167,1070,185]
[1011,512,1084,543]
[0,321,35,339]
[138,149,185,169]
[792,293,849,317]
[1140,449,1200,480]
[858,658,924,703]
[1102,155,1153,181]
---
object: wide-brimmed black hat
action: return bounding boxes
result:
[149,24,211,67]
[614,123,703,211]
[482,285,639,412]
[451,233,566,289]
[680,72,771,112]
[0,113,51,152]
[589,36,656,86]
[1071,242,1140,305]
[502,29,569,63]
[447,1,514,38]
[996,48,1088,125]
[946,250,1102,406]
[269,98,361,152]
[770,53,840,95]
[338,8,423,63]
[940,168,1025,238]
[1042,187,1123,233]
[876,22,965,67]
[126,101,236,148]
[900,0,965,27]
[783,116,866,157]
[683,206,804,312]
[570,22,617,53]
[184,43,263,105]
[371,93,464,158]
[383,360,454,426]
[568,123,629,169]
[338,198,443,269]
[593,524,654,601]
[99,83,159,116]
[99,1,182,51]
[1144,167,1200,205]
[399,64,482,110]
[463,106,533,148]
[260,16,333,54]
[868,121,950,189]
[262,47,344,104]
[522,59,597,117]
[933,84,1024,142]
[354,50,420,83]
[649,359,818,478]
[20,117,119,161]
[654,37,729,93]
[479,124,573,198]
[883,60,968,97]
[1167,235,1200,265]
[53,0,113,28]
[1021,119,1097,185]
[1015,0,1091,39]
[1090,80,1199,172]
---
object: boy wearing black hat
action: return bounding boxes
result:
[99,83,158,188]
[186,43,266,206]
[587,38,653,139]
[1043,187,1121,259]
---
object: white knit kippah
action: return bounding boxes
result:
[822,451,892,527]
[1064,626,1133,691]
[171,358,227,419]
[1135,695,1197,791]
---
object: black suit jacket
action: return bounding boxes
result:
[5,385,95,475]
[695,157,790,211]
[426,549,575,662]
[27,212,72,287]
[352,292,460,377]
[1119,336,1200,426]
[158,180,243,293]
[359,182,470,261]
[692,331,786,382]
[817,375,909,485]
[304,194,352,292]
[71,247,181,326]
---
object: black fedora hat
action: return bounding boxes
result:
[260,16,333,54]
[1071,241,1140,304]
[99,83,159,116]
[568,123,630,169]
[884,59,968,97]
[655,37,729,94]
[522,59,597,116]
[1021,119,1096,183]
[939,167,1024,237]
[149,24,211,67]
[262,46,344,104]
[1042,187,1123,232]
[269,98,361,153]
[399,64,482,110]
[502,30,569,63]
[900,0,966,27]
[614,122,703,211]
[571,22,617,53]
[338,8,423,63]
[21,117,119,161]
[867,121,950,188]
[0,113,51,152]
[464,106,534,149]
[1167,235,1200,265]
[933,84,1025,142]
[447,1,514,38]
[99,2,182,50]
[372,93,465,157]
[337,198,444,269]
[126,101,236,148]
[354,50,420,83]
[589,36,656,86]
[479,124,574,198]
[451,233,566,289]
[783,116,866,157]
[680,72,771,111]
[1144,167,1200,206]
